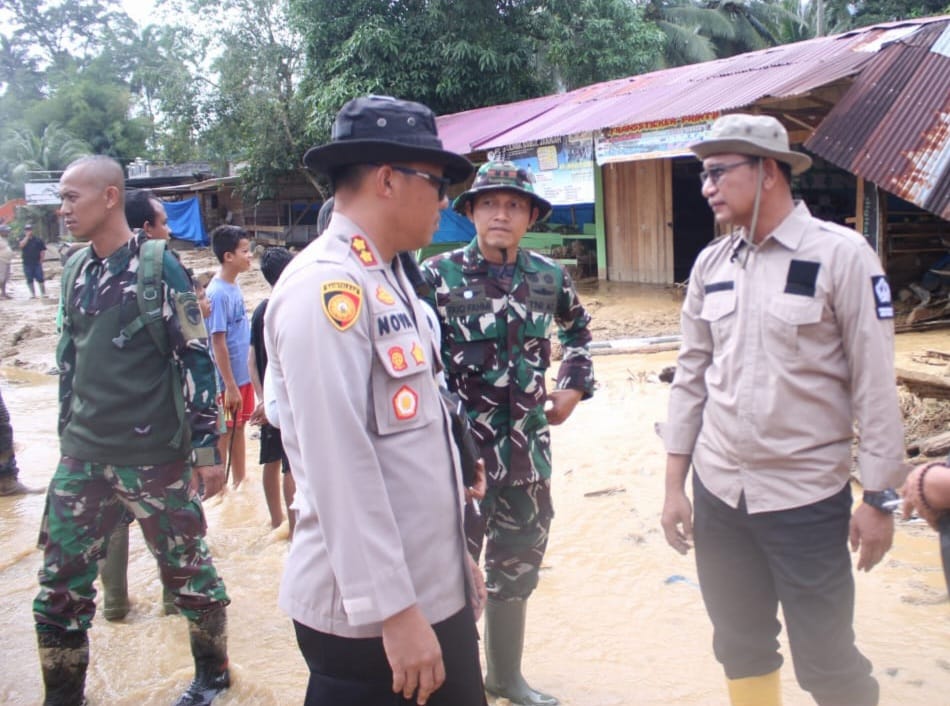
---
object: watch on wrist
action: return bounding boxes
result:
[863,488,900,514]
[190,446,220,467]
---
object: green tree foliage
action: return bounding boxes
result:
[179,0,317,200]
[850,0,949,26]
[0,122,90,201]
[291,0,664,134]
[643,0,811,66]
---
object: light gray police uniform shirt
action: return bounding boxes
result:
[664,202,905,513]
[265,212,467,638]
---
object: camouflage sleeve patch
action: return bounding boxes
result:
[175,291,208,343]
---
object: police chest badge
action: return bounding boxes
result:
[376,285,395,305]
[871,275,894,319]
[392,385,419,420]
[321,280,362,331]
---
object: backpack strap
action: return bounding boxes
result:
[113,238,169,354]
[58,246,92,333]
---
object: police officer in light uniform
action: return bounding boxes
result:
[660,114,906,706]
[265,95,487,706]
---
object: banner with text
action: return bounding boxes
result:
[493,133,596,205]
[596,114,720,165]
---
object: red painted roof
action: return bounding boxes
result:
[437,17,947,155]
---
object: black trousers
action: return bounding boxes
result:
[692,474,878,706]
[294,606,486,706]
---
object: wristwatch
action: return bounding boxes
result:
[863,488,900,514]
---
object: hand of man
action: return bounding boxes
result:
[191,463,226,499]
[661,489,694,555]
[464,458,486,503]
[849,502,894,572]
[544,388,583,425]
[382,605,445,705]
[248,402,267,427]
[223,382,242,415]
[468,553,487,621]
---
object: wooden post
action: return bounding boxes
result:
[595,162,607,280]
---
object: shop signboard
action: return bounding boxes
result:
[493,133,596,205]
[596,113,719,165]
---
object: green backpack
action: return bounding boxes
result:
[59,238,186,447]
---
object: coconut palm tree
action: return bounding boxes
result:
[642,0,812,67]
[2,123,91,192]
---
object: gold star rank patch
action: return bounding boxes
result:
[410,341,425,366]
[376,285,395,305]
[392,385,419,420]
[350,235,378,267]
[321,280,362,331]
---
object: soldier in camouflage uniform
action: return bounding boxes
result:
[33,156,230,706]
[0,387,43,495]
[421,161,594,706]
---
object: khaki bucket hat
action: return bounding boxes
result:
[690,114,812,175]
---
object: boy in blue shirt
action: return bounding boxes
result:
[206,225,253,488]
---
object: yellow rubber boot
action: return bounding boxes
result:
[727,669,782,706]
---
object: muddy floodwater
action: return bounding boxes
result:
[1,254,948,705]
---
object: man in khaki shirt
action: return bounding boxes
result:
[661,114,905,706]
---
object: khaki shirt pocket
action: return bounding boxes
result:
[764,297,824,360]
[371,333,440,435]
[700,290,737,349]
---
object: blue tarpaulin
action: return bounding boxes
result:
[165,198,208,246]
[432,208,475,244]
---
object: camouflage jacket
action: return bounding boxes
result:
[421,239,594,486]
[57,235,218,465]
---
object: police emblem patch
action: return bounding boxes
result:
[321,280,363,331]
[376,285,395,305]
[871,275,894,319]
[350,235,378,266]
[392,385,418,420]
[410,341,425,366]
[389,346,408,371]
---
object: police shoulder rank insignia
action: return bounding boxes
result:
[410,341,425,366]
[321,280,362,331]
[871,275,894,319]
[392,385,419,420]
[376,285,395,305]
[350,235,378,267]
[389,346,408,371]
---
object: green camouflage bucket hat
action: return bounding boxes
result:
[452,161,553,221]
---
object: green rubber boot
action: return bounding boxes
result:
[37,628,89,706]
[484,598,559,706]
[174,604,230,706]
[100,523,130,621]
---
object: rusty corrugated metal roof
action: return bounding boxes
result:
[806,21,950,219]
[437,17,947,155]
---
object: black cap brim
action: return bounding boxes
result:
[303,140,474,184]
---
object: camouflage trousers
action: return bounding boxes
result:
[34,456,229,632]
[465,480,554,601]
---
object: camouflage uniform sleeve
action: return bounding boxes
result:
[419,258,441,312]
[162,252,219,452]
[554,266,594,399]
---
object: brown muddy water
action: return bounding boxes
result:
[1,266,948,705]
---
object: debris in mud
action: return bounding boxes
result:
[584,486,626,497]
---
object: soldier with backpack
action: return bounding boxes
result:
[34,155,231,706]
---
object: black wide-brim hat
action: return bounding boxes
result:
[303,95,473,184]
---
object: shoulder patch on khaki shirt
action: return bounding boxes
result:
[871,275,894,319]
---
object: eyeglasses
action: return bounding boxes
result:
[385,165,451,200]
[699,159,757,186]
